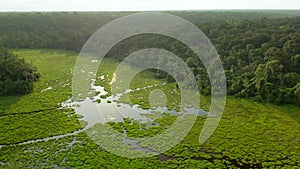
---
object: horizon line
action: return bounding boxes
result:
[1,9,300,12]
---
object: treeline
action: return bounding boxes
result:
[0,12,117,51]
[1,11,300,52]
[105,18,300,106]
[203,19,300,105]
[0,12,299,105]
[0,49,40,96]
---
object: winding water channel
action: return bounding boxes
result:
[0,73,208,149]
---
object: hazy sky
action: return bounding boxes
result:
[0,0,299,11]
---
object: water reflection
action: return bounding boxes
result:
[0,75,208,148]
[63,77,208,129]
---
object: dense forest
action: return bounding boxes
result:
[105,17,300,106]
[0,12,299,105]
[0,48,39,96]
[206,18,300,105]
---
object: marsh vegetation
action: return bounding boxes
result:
[0,10,300,168]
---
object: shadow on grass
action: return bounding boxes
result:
[0,95,22,115]
[279,104,300,123]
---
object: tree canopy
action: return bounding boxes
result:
[0,12,299,105]
[0,48,40,96]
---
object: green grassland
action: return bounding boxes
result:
[0,49,299,168]
[0,49,76,114]
[0,49,83,145]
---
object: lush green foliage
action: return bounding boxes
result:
[0,50,299,168]
[205,18,300,106]
[0,11,299,51]
[105,18,300,106]
[0,10,300,168]
[0,109,82,145]
[0,48,39,96]
[0,50,83,147]
[0,12,300,105]
[0,49,76,115]
[97,59,300,168]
